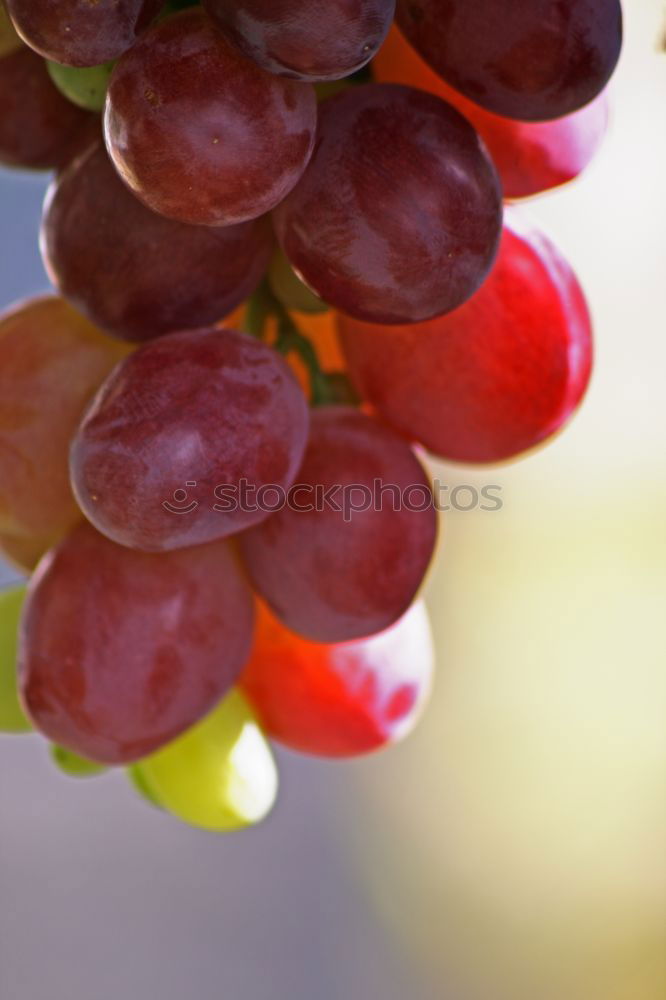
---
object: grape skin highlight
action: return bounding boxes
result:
[104,8,318,226]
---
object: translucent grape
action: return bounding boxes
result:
[0,296,128,569]
[241,600,434,757]
[19,522,255,764]
[338,211,594,463]
[131,690,277,831]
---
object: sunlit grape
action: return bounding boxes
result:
[132,690,278,831]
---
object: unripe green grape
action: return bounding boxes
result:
[268,250,328,315]
[0,585,31,733]
[51,744,107,777]
[126,764,163,809]
[47,60,114,112]
[0,1,21,58]
[132,690,278,832]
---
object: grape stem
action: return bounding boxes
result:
[245,281,344,406]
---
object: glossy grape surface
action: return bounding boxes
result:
[396,0,622,122]
[374,26,610,201]
[0,585,30,732]
[0,296,128,567]
[131,690,277,831]
[240,407,438,643]
[203,0,395,81]
[0,46,94,170]
[71,328,309,551]
[338,211,593,464]
[273,83,502,324]
[19,522,255,764]
[6,0,163,67]
[47,60,115,112]
[104,8,317,226]
[42,143,273,342]
[241,600,434,757]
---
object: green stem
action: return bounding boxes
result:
[245,281,343,406]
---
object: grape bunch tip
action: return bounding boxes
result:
[0,0,619,833]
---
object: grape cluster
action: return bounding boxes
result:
[0,0,620,832]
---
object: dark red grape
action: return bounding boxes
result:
[5,0,163,67]
[337,210,593,464]
[41,142,273,343]
[396,0,622,122]
[239,407,438,643]
[0,46,94,170]
[272,84,502,325]
[104,8,317,226]
[240,599,434,757]
[0,296,128,570]
[202,0,395,81]
[70,328,310,552]
[19,522,255,764]
[374,25,610,201]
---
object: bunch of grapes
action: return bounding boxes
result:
[0,0,621,832]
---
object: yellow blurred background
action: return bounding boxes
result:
[346,3,666,997]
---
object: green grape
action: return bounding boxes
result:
[47,60,115,112]
[51,744,107,778]
[0,1,21,58]
[126,764,163,809]
[268,250,328,315]
[0,585,31,733]
[132,690,278,832]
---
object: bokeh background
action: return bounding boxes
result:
[1,3,665,999]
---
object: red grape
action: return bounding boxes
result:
[240,599,434,757]
[373,26,610,201]
[0,296,128,570]
[104,8,317,226]
[5,0,163,67]
[70,328,310,552]
[202,0,395,81]
[239,407,438,643]
[19,522,255,764]
[41,142,273,343]
[272,84,502,325]
[337,211,593,464]
[396,0,622,122]
[0,46,94,170]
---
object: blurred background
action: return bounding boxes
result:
[1,3,665,999]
